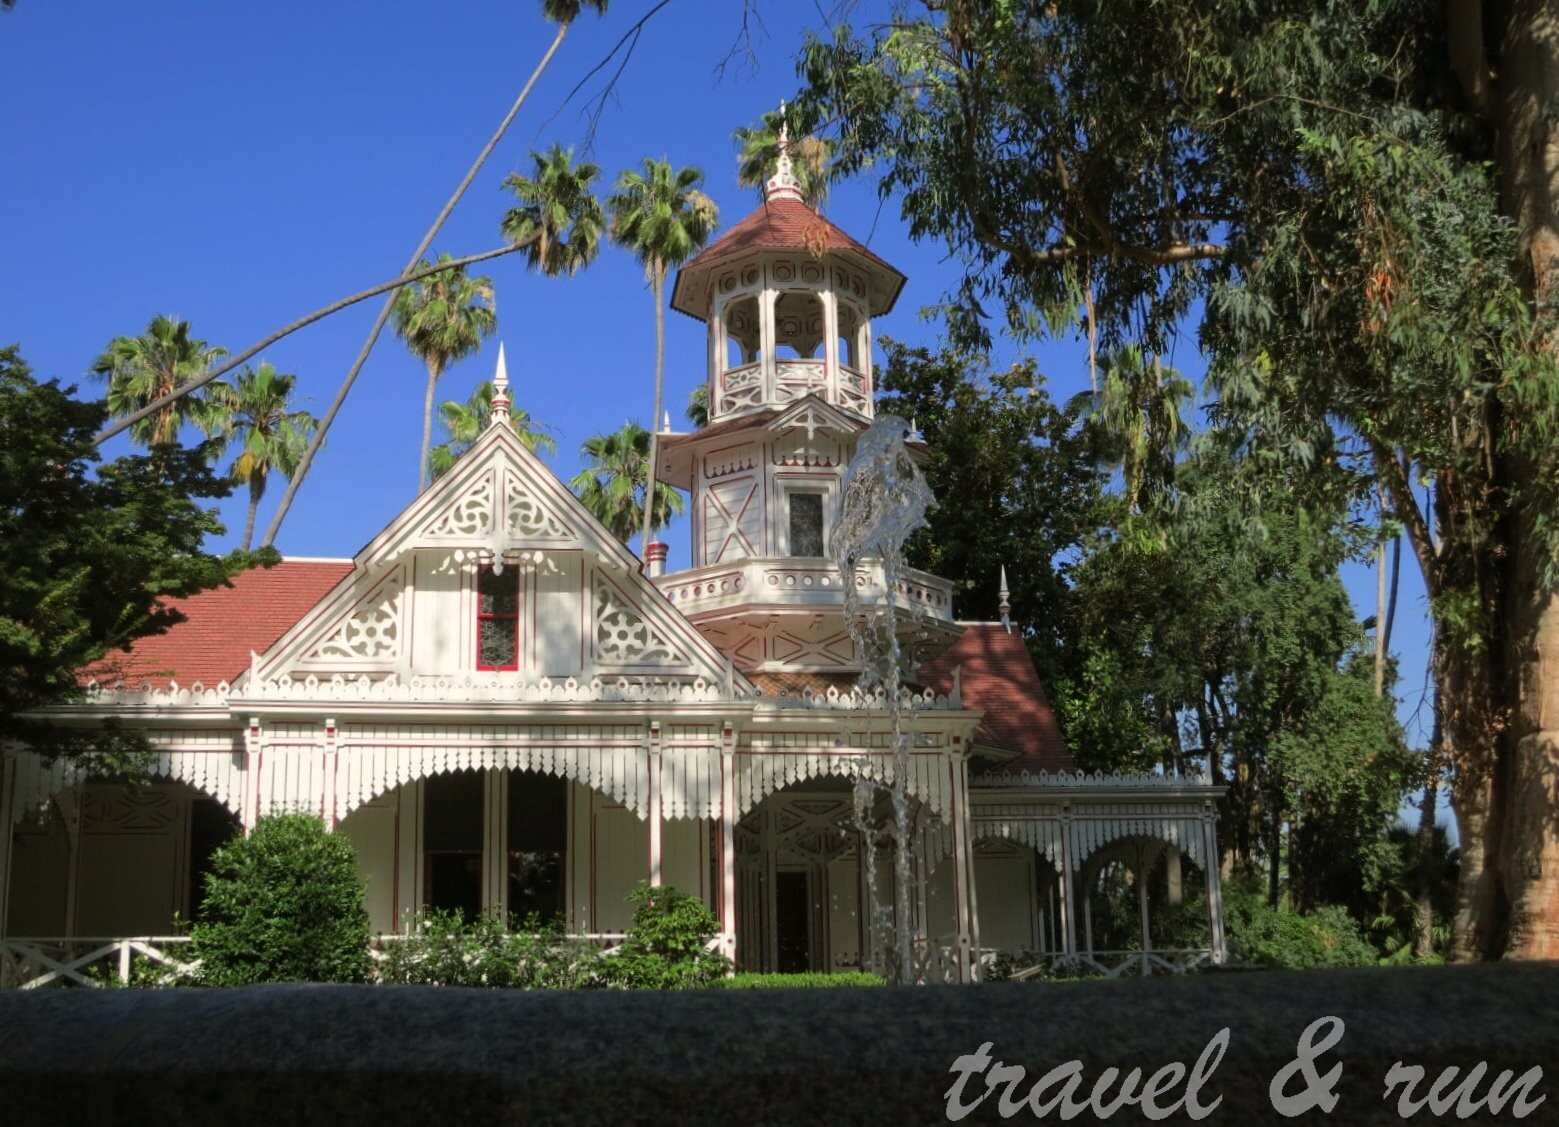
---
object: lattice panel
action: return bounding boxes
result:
[593,574,683,667]
[423,468,495,538]
[306,567,405,662]
[503,467,569,540]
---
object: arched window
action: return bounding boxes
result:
[773,290,824,360]
[722,294,762,370]
[837,300,865,370]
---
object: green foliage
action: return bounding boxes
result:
[500,143,605,278]
[197,362,318,550]
[714,971,883,989]
[91,314,227,449]
[1222,877,1378,970]
[430,379,556,480]
[791,1,1559,956]
[605,882,730,989]
[188,813,371,985]
[875,339,1106,682]
[378,909,606,989]
[571,421,684,545]
[0,345,248,762]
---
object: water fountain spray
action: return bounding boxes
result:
[833,415,934,984]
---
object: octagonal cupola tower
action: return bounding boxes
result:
[667,125,907,425]
[655,130,957,676]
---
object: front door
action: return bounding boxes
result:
[775,869,812,973]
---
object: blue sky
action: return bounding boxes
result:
[1,0,1436,753]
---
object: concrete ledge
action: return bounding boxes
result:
[0,965,1555,1125]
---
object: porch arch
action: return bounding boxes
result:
[4,745,245,827]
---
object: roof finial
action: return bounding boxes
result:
[489,342,511,428]
[998,565,1012,633]
[765,101,804,204]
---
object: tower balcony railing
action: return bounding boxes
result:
[655,557,954,624]
[710,358,872,421]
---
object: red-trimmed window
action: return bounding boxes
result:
[477,566,519,670]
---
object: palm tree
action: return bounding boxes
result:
[429,379,556,481]
[735,109,831,209]
[500,143,606,276]
[606,159,717,558]
[92,315,228,449]
[199,363,318,550]
[571,422,683,546]
[393,256,497,490]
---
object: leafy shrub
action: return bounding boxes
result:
[1223,879,1377,969]
[605,882,731,989]
[188,812,372,985]
[378,908,607,989]
[714,971,883,989]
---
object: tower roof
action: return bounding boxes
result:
[670,195,907,320]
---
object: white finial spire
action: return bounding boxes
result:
[765,102,804,204]
[998,565,1012,633]
[662,410,672,433]
[489,342,511,428]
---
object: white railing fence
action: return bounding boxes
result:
[0,937,196,990]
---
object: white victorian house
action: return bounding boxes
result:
[0,144,1226,988]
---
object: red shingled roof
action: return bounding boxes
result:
[672,196,906,316]
[917,624,1074,774]
[83,560,352,688]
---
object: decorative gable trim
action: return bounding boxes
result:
[253,423,754,695]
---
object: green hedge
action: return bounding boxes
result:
[189,812,372,985]
[714,972,884,989]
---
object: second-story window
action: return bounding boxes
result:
[788,492,825,557]
[477,566,520,670]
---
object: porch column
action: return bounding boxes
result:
[719,727,737,963]
[0,754,17,942]
[821,288,840,405]
[240,716,262,833]
[484,768,506,917]
[946,750,976,982]
[1202,804,1227,964]
[321,718,339,830]
[61,785,81,941]
[1137,846,1152,975]
[1058,809,1078,961]
[647,722,662,887]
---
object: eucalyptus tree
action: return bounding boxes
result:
[392,256,497,490]
[795,0,1559,960]
[570,421,683,546]
[429,379,556,481]
[200,362,318,550]
[91,315,227,451]
[606,159,716,558]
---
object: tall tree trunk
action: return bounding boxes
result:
[242,471,263,552]
[1485,0,1559,959]
[639,266,667,560]
[1413,704,1442,960]
[419,360,439,493]
[259,18,572,547]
